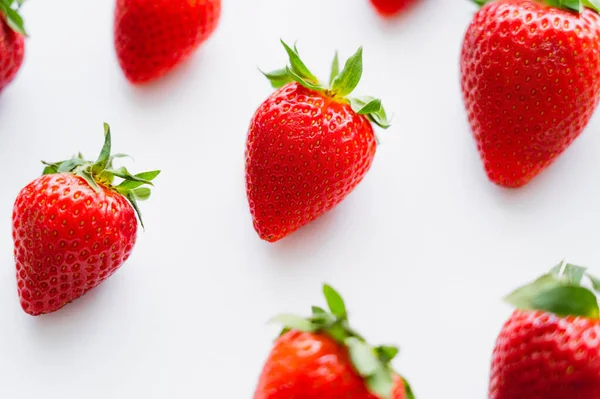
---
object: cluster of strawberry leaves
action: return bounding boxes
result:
[506,261,600,318]
[271,284,414,399]
[41,123,160,228]
[0,0,26,35]
[262,40,391,129]
[473,0,600,13]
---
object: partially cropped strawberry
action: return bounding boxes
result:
[369,0,417,17]
[12,124,159,315]
[490,262,600,398]
[255,284,415,399]
[461,0,600,187]
[245,41,390,242]
[0,0,25,92]
[114,0,221,84]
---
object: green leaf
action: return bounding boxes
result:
[312,306,326,315]
[75,169,100,194]
[269,314,316,332]
[105,166,155,186]
[366,367,395,399]
[532,285,599,318]
[356,98,383,115]
[375,345,399,363]
[402,377,416,399]
[346,337,379,377]
[261,68,293,89]
[550,261,587,285]
[587,273,600,293]
[280,40,318,83]
[323,284,347,318]
[41,161,59,175]
[505,274,563,309]
[57,158,85,173]
[0,2,26,36]
[329,52,339,86]
[350,96,391,129]
[583,0,600,12]
[116,170,161,190]
[132,187,151,201]
[93,123,112,174]
[286,66,322,91]
[331,47,363,97]
[126,192,145,229]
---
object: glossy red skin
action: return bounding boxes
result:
[255,330,406,399]
[114,0,221,84]
[0,17,24,92]
[490,310,600,399]
[245,82,377,242]
[12,173,138,315]
[460,0,600,187]
[369,0,417,17]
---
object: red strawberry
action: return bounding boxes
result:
[490,262,600,398]
[12,124,160,315]
[460,0,600,187]
[255,284,415,399]
[0,0,26,92]
[369,0,417,17]
[114,0,221,84]
[245,41,390,242]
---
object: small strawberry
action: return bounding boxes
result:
[12,124,160,315]
[0,0,26,92]
[255,284,415,399]
[460,0,600,187]
[245,41,390,242]
[114,0,221,84]
[369,0,418,17]
[490,261,600,398]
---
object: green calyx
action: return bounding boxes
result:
[42,123,160,228]
[0,0,26,36]
[261,40,391,129]
[472,0,600,13]
[270,284,414,399]
[505,261,600,318]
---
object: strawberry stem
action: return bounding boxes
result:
[41,123,160,228]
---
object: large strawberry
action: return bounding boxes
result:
[12,124,159,315]
[460,0,600,187]
[255,284,415,399]
[245,41,390,242]
[114,0,221,84]
[491,261,600,398]
[369,0,418,17]
[0,0,25,92]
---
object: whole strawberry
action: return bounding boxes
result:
[369,0,417,17]
[245,41,390,242]
[255,284,415,399]
[0,0,25,92]
[12,124,159,315]
[490,262,600,398]
[114,0,221,84]
[461,0,600,187]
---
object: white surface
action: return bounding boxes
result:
[2,0,600,397]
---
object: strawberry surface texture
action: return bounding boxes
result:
[0,1,25,92]
[461,0,600,187]
[114,0,221,84]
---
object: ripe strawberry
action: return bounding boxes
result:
[460,0,600,187]
[490,261,600,398]
[114,0,221,84]
[255,284,415,399]
[0,0,26,92]
[245,41,390,242]
[369,0,417,17]
[12,124,160,315]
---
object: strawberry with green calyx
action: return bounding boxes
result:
[461,0,600,187]
[13,123,159,315]
[490,261,600,398]
[246,41,390,242]
[254,284,415,399]
[0,0,26,92]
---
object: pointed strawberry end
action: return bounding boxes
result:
[270,284,412,399]
[0,0,27,36]
[41,123,160,228]
[505,261,600,318]
[260,41,391,129]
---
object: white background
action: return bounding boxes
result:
[1,0,600,397]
